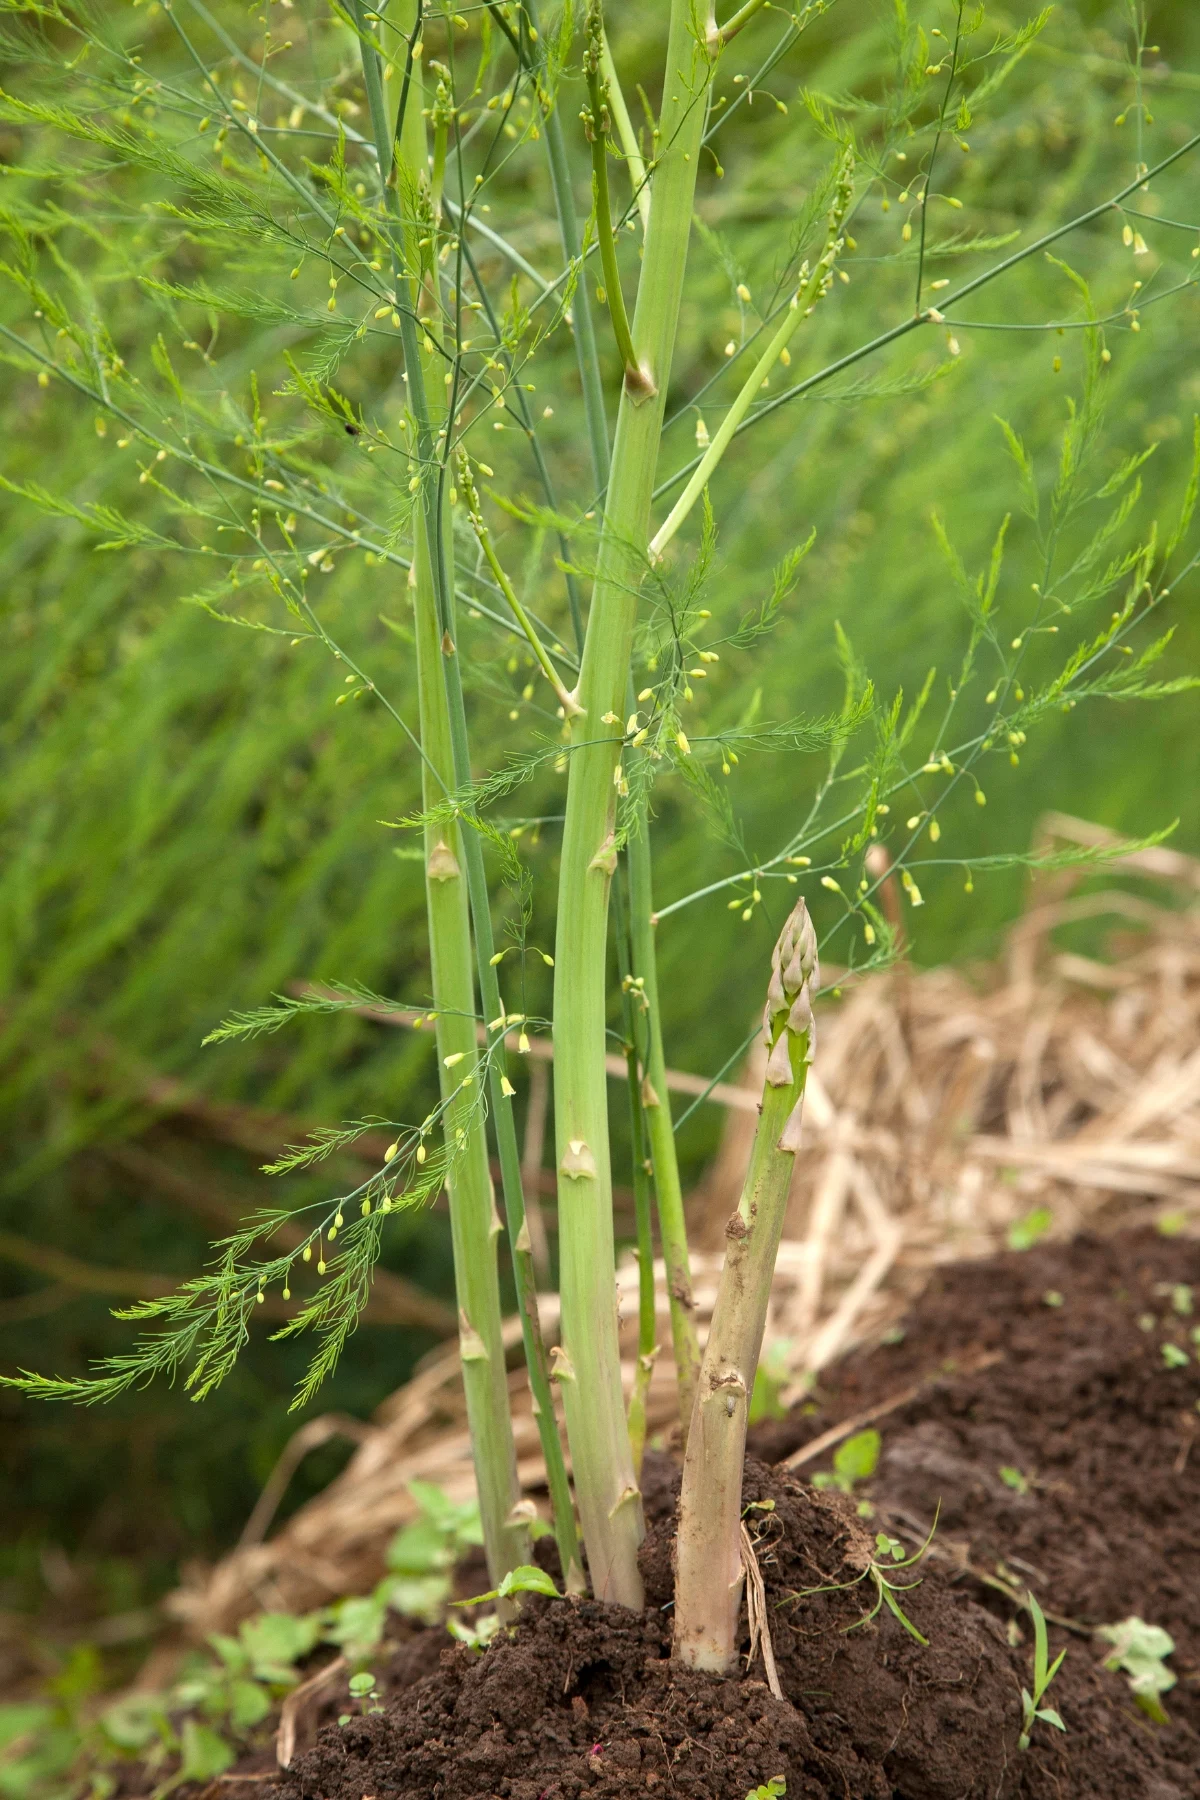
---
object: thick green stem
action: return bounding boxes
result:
[551,5,714,1608]
[352,0,583,1588]
[531,4,700,1439]
[411,541,527,1603]
[673,903,816,1671]
[627,810,701,1434]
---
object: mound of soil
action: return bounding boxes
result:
[273,1231,1200,1799]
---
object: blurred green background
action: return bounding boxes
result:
[1,0,1198,1667]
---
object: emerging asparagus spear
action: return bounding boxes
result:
[672,900,817,1671]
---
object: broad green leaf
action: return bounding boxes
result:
[240,1611,323,1675]
[834,1429,881,1486]
[227,1680,273,1731]
[178,1720,235,1784]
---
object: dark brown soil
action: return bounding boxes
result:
[273,1230,1200,1800]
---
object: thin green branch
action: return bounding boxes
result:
[653,130,1200,506]
[649,149,853,560]
[711,0,771,49]
[583,3,652,397]
[600,29,650,235]
[457,453,583,717]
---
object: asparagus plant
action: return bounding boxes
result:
[673,901,817,1670]
[3,0,1198,1654]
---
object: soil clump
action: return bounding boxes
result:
[273,1231,1200,1799]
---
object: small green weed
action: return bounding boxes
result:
[1018,1593,1066,1751]
[453,1564,561,1608]
[998,1466,1031,1495]
[749,1341,795,1425]
[744,1779,786,1800]
[1096,1617,1176,1723]
[337,1672,384,1726]
[793,1515,938,1647]
[0,1483,491,1800]
[811,1429,881,1496]
[445,1612,503,1652]
[1007,1208,1054,1252]
[322,1481,488,1659]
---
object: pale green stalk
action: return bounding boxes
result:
[673,900,817,1670]
[551,1,715,1608]
[383,11,584,1595]
[410,539,528,1603]
[649,149,854,562]
[353,0,550,1591]
[515,2,700,1453]
[627,811,701,1432]
[535,3,701,1438]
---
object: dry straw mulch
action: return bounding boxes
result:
[169,813,1200,1640]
